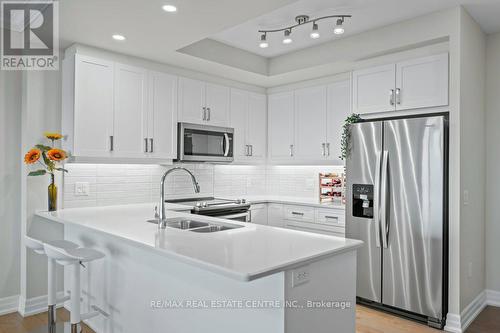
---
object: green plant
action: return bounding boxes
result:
[340,114,362,160]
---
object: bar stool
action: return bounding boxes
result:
[43,243,107,333]
[24,235,79,332]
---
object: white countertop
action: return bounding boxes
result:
[243,195,345,209]
[35,203,361,282]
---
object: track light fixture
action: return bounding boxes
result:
[258,14,351,48]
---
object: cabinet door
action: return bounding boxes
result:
[230,89,249,161]
[352,64,396,114]
[205,83,230,126]
[396,53,449,110]
[267,203,284,228]
[294,86,328,160]
[148,71,177,160]
[268,92,294,160]
[73,55,114,157]
[250,204,268,225]
[327,80,351,162]
[113,63,148,158]
[178,77,205,124]
[247,93,267,160]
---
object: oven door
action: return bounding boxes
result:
[217,211,251,222]
[178,123,234,162]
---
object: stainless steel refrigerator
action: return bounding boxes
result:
[346,114,448,329]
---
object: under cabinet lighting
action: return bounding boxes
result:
[112,34,126,41]
[162,4,177,12]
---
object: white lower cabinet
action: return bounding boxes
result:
[250,204,268,225]
[267,203,285,228]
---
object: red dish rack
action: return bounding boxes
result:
[319,173,345,204]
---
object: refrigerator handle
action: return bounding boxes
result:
[380,150,389,248]
[374,151,382,248]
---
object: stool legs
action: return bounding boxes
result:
[47,258,57,328]
[70,262,81,333]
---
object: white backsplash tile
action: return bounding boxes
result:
[63,163,344,208]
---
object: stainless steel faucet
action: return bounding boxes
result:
[158,167,200,228]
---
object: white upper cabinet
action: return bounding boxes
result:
[395,53,449,110]
[268,91,294,161]
[63,53,178,162]
[352,53,449,114]
[327,80,351,162]
[178,78,229,126]
[147,71,177,160]
[230,89,266,162]
[352,64,396,114]
[246,93,267,160]
[72,55,114,157]
[178,77,205,124]
[205,83,230,127]
[113,63,148,158]
[294,86,328,160]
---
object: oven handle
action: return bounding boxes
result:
[223,133,230,157]
[219,211,250,222]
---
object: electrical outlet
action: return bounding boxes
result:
[468,262,473,279]
[292,266,310,287]
[463,190,470,206]
[74,182,90,196]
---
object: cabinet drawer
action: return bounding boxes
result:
[284,205,315,222]
[315,209,345,226]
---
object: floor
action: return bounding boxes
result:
[0,305,498,333]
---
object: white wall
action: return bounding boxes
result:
[458,9,487,310]
[0,62,22,299]
[485,31,500,294]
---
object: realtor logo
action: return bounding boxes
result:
[1,1,59,70]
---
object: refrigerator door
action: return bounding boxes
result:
[381,116,444,320]
[346,122,383,303]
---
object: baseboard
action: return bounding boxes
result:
[18,291,66,317]
[0,295,20,316]
[486,289,500,307]
[444,289,500,333]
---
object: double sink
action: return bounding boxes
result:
[148,217,244,233]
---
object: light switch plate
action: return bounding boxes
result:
[74,182,90,196]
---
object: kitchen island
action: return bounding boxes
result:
[34,203,362,333]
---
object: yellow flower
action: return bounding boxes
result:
[47,149,67,161]
[24,149,41,164]
[44,132,63,140]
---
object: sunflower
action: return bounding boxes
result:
[24,149,41,164]
[44,132,63,141]
[47,148,67,161]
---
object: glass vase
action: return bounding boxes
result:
[48,173,57,211]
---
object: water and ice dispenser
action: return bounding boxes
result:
[352,184,374,218]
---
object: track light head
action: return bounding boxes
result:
[334,18,345,34]
[282,29,292,44]
[310,22,320,39]
[259,33,269,48]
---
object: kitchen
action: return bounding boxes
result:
[1,1,500,333]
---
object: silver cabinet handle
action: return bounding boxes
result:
[245,145,249,156]
[326,143,330,156]
[389,89,395,105]
[322,143,326,156]
[202,107,206,121]
[207,107,211,121]
[223,133,230,157]
[110,136,114,152]
[150,138,154,153]
[380,150,389,248]
[324,216,338,220]
[292,212,304,216]
[249,145,253,156]
[289,144,294,157]
[144,138,148,153]
[395,88,401,105]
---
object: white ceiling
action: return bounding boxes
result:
[212,0,500,58]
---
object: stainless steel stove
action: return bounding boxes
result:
[165,197,251,222]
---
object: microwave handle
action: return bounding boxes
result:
[223,133,230,157]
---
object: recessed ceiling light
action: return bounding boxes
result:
[112,34,126,41]
[162,4,177,12]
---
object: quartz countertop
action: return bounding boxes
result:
[35,203,361,282]
[241,195,345,209]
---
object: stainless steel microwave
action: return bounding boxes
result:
[177,123,234,162]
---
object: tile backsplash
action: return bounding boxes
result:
[63,163,344,208]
